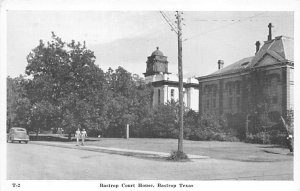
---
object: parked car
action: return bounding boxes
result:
[7,127,29,144]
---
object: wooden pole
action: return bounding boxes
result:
[176,11,184,153]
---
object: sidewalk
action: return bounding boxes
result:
[30,141,209,160]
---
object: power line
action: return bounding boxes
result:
[184,12,266,42]
[191,19,260,22]
[188,12,282,22]
[166,11,175,23]
[159,11,178,34]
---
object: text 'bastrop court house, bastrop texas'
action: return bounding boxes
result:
[144,23,294,117]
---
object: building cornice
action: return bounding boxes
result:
[197,61,293,83]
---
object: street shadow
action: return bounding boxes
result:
[261,149,291,156]
[259,145,286,149]
[73,146,191,162]
[29,135,100,142]
[133,155,192,162]
[99,151,193,163]
[80,155,103,159]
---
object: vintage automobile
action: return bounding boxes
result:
[7,127,29,143]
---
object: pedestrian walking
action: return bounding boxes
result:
[286,135,293,153]
[75,128,81,146]
[81,128,87,146]
[280,116,294,154]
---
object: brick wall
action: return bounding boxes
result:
[199,67,290,116]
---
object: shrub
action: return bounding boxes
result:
[226,113,246,140]
[268,130,290,146]
[187,114,240,142]
[213,133,240,142]
[188,128,239,142]
[245,132,271,144]
[167,150,189,161]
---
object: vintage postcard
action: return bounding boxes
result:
[0,0,299,191]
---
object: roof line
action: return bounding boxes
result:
[197,61,292,81]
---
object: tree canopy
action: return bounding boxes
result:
[24,33,109,137]
[8,32,154,138]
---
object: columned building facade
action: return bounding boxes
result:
[144,47,199,111]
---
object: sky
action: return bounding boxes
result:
[6,11,294,78]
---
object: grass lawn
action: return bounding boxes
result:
[60,137,293,162]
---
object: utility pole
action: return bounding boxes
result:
[176,11,184,153]
[159,11,185,155]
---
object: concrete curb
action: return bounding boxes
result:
[30,141,209,159]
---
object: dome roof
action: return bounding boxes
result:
[151,47,164,56]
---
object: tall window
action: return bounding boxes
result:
[213,87,217,97]
[203,85,218,112]
[236,97,240,110]
[236,82,241,95]
[158,89,161,104]
[272,96,278,104]
[229,97,233,109]
[213,99,216,108]
[268,77,279,105]
[208,88,212,96]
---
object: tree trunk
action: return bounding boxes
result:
[68,132,72,141]
[36,127,39,136]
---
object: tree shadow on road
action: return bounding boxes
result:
[261,149,290,155]
[258,145,286,149]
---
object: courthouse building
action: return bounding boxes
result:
[197,23,294,117]
[144,47,199,111]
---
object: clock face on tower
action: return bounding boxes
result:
[155,62,165,73]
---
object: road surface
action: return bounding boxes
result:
[7,142,293,180]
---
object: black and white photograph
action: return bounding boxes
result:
[0,0,299,191]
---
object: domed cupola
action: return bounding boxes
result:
[151,47,164,56]
[144,47,169,77]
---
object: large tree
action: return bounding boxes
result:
[104,67,153,137]
[25,32,109,138]
[7,75,31,132]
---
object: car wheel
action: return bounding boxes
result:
[25,141,28,144]
[19,141,21,143]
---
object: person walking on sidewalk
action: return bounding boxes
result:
[81,128,87,146]
[75,128,81,146]
[280,116,294,154]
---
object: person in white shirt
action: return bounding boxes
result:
[75,128,81,146]
[81,129,87,146]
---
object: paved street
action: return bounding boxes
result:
[7,142,293,180]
